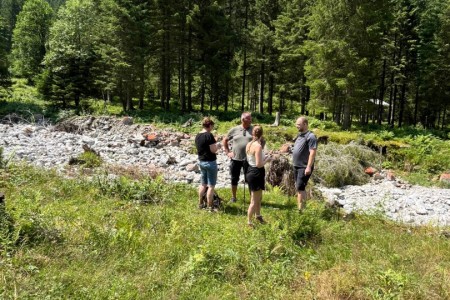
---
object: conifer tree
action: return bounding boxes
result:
[10,0,53,82]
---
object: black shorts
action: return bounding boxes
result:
[294,166,313,191]
[246,166,265,192]
[229,159,249,185]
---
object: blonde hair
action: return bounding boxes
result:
[252,125,264,146]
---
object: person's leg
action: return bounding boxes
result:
[297,190,307,211]
[198,162,208,207]
[206,161,218,209]
[253,190,263,217]
[198,185,207,207]
[206,185,215,208]
[231,185,237,200]
[295,167,312,211]
[247,191,256,224]
[230,160,242,202]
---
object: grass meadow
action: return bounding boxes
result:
[1,164,450,299]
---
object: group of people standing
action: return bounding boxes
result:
[194,112,317,227]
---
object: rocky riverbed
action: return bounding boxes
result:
[0,115,233,188]
[1,115,450,226]
[318,177,450,227]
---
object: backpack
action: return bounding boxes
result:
[200,188,222,209]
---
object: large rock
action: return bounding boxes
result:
[186,163,199,172]
[122,117,133,125]
[364,167,377,176]
[440,173,450,183]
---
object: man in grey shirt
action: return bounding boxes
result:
[293,116,317,212]
[222,112,253,203]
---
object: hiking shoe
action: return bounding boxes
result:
[229,197,237,204]
[256,215,266,224]
[198,203,206,210]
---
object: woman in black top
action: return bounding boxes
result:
[195,117,221,211]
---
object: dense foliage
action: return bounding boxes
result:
[0,0,448,129]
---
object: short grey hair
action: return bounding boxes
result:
[241,112,251,121]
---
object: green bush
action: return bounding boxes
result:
[77,151,103,168]
[390,135,450,174]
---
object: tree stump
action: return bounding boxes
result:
[271,112,281,127]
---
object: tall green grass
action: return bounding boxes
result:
[1,165,449,299]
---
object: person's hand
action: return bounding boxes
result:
[305,166,312,175]
[227,152,234,159]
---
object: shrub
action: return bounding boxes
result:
[391,135,450,174]
[278,210,322,246]
[78,151,103,168]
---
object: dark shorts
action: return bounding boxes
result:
[246,166,265,192]
[294,166,314,191]
[229,159,249,186]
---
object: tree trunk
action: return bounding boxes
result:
[301,75,307,115]
[160,54,166,109]
[180,51,186,111]
[388,33,397,126]
[398,83,406,127]
[252,75,258,111]
[391,84,398,127]
[413,84,419,126]
[442,106,447,130]
[268,72,274,115]
[258,45,265,114]
[165,30,171,110]
[272,111,280,126]
[378,58,386,124]
[241,0,248,112]
[342,98,351,130]
[224,76,229,112]
[126,82,134,111]
[279,91,284,114]
[138,63,145,109]
[200,72,205,112]
[180,17,186,112]
[333,90,341,125]
[187,19,193,111]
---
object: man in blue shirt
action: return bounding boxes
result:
[292,117,317,212]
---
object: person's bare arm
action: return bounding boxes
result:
[209,141,221,153]
[255,144,271,168]
[222,136,234,158]
[305,148,317,175]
